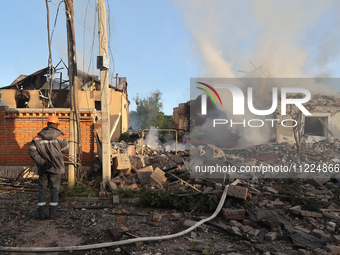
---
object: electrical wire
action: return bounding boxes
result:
[107,0,116,86]
[50,1,64,43]
[45,0,55,110]
[0,184,230,252]
[87,6,97,75]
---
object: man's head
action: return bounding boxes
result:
[47,116,59,129]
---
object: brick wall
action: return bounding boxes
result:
[0,108,97,167]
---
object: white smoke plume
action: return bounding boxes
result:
[144,127,190,151]
[174,0,337,78]
[175,0,339,147]
[144,128,161,150]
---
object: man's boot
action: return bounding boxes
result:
[48,202,58,219]
[36,205,46,220]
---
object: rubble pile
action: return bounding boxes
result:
[89,136,340,254]
[231,139,340,165]
[88,138,188,195]
[308,94,340,108]
[4,134,340,253]
[188,139,340,180]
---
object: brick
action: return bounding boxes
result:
[194,178,202,183]
[116,217,124,222]
[325,245,340,254]
[112,195,119,204]
[171,213,181,219]
[327,221,336,232]
[131,155,146,169]
[327,225,336,233]
[113,153,131,173]
[215,183,222,190]
[240,225,253,233]
[248,228,261,239]
[107,181,117,192]
[265,232,278,241]
[264,187,279,194]
[311,229,325,238]
[258,199,269,207]
[171,154,183,164]
[243,219,252,226]
[294,226,311,234]
[258,229,267,242]
[229,220,243,228]
[127,184,138,189]
[289,205,302,215]
[231,226,242,236]
[227,185,249,200]
[300,210,322,218]
[333,235,340,244]
[298,249,312,255]
[136,166,153,185]
[152,213,162,222]
[149,167,167,186]
[267,199,284,208]
[222,208,245,220]
[127,145,135,156]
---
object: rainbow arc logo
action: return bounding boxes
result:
[196,82,222,106]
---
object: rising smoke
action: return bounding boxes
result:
[175,0,340,147]
[144,127,190,152]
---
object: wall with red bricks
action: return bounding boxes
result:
[0,108,97,167]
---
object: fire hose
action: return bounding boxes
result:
[0,185,230,253]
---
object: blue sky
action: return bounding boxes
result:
[1,0,340,115]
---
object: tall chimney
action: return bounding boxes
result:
[116,73,118,88]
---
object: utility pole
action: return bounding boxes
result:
[97,0,111,182]
[65,0,79,187]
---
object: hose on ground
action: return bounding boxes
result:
[0,185,230,253]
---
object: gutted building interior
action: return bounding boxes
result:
[0,67,129,141]
[0,67,129,174]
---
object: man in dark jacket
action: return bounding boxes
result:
[29,116,69,220]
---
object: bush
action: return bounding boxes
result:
[60,184,99,198]
[137,187,220,212]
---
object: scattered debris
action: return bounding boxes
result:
[3,135,340,254]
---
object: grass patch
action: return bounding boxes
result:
[137,187,220,212]
[113,188,135,198]
[60,184,99,199]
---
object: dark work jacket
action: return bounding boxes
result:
[29,127,69,175]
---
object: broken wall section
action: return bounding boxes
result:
[276,94,340,144]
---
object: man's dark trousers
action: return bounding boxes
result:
[37,172,61,217]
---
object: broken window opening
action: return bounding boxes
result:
[304,116,328,137]
[15,89,30,108]
[95,101,101,111]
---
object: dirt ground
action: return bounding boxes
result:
[0,180,304,255]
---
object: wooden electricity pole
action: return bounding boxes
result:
[97,0,111,182]
[65,0,79,187]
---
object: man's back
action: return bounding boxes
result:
[29,126,69,174]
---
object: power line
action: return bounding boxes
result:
[45,0,55,111]
[50,1,64,43]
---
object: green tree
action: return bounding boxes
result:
[129,90,173,130]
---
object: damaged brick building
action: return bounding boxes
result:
[0,67,129,177]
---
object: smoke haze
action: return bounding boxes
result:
[174,0,337,78]
[178,0,340,147]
